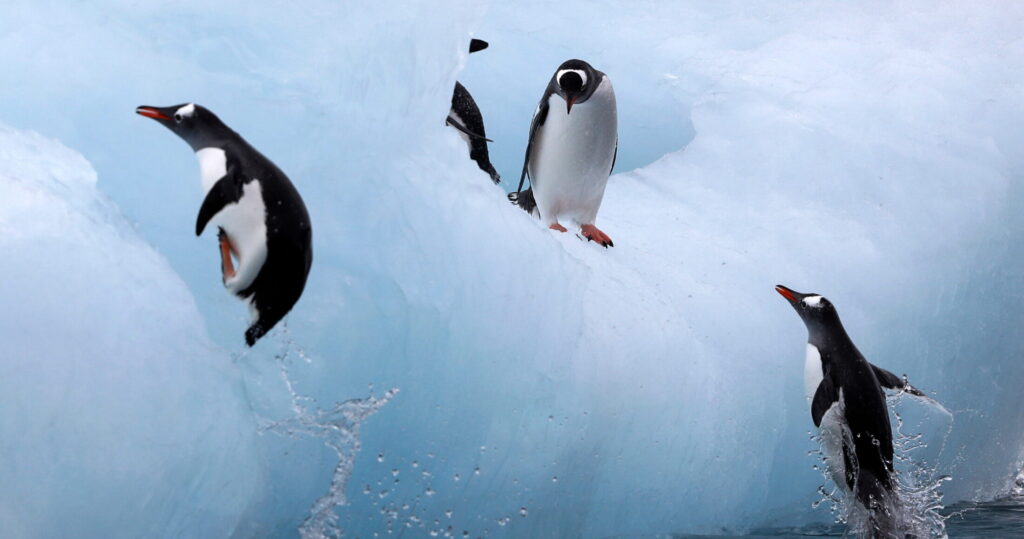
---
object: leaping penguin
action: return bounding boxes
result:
[776,285,926,534]
[137,103,313,346]
[447,39,500,184]
[510,59,618,247]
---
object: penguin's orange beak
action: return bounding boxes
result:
[135,106,171,121]
[566,96,577,114]
[775,285,798,303]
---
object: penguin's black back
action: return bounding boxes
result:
[224,137,313,346]
[820,339,895,499]
[451,82,500,184]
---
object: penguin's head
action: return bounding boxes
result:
[135,103,234,151]
[469,39,489,53]
[775,285,842,334]
[554,59,599,114]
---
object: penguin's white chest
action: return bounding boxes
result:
[805,343,824,403]
[195,147,268,294]
[805,343,849,490]
[448,109,473,151]
[530,77,617,225]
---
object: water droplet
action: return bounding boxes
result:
[412,460,419,468]
[392,468,400,477]
[425,487,435,496]
[519,507,528,517]
[473,467,481,475]
[551,476,558,483]
[378,489,389,499]
[363,484,372,495]
[445,509,453,518]
[377,453,385,463]
[453,473,460,482]
[429,531,439,537]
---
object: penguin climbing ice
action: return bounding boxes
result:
[137,103,313,346]
[776,285,926,532]
[447,38,500,184]
[511,59,618,247]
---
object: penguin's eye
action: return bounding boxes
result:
[173,113,183,123]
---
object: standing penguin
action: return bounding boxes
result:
[510,59,618,247]
[447,39,500,184]
[137,103,313,346]
[776,285,926,533]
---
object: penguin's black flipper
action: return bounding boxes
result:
[610,139,618,175]
[196,168,244,236]
[516,100,550,203]
[871,363,925,397]
[446,115,493,142]
[811,376,839,428]
[469,39,489,53]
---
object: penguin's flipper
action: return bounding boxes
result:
[871,363,925,397]
[811,376,839,428]
[517,100,550,196]
[469,39,489,53]
[196,168,244,236]
[609,138,618,176]
[446,115,493,142]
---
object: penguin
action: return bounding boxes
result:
[776,285,925,533]
[510,59,618,247]
[447,38,500,184]
[137,103,313,346]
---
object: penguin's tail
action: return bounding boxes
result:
[508,187,537,215]
[856,468,900,538]
[486,165,501,185]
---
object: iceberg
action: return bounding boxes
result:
[1,0,1023,536]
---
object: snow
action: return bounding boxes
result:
[1,0,1023,537]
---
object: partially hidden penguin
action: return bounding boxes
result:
[510,59,617,247]
[137,103,313,346]
[447,38,500,184]
[776,285,927,535]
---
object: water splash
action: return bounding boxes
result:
[810,390,953,538]
[1012,468,1024,498]
[258,328,398,539]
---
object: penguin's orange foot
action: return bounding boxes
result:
[218,229,237,281]
[581,224,614,248]
[549,223,568,233]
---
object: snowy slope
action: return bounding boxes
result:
[0,1,1022,537]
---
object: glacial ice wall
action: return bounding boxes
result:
[0,124,262,537]
[0,0,1022,537]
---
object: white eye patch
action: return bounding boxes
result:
[556,69,587,88]
[175,103,196,118]
[803,295,824,307]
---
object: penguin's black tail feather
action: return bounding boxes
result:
[239,237,312,347]
[508,187,537,215]
[856,468,900,538]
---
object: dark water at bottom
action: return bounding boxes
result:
[674,497,1024,538]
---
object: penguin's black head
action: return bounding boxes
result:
[775,285,843,335]
[554,59,599,114]
[469,39,489,53]
[136,103,234,151]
